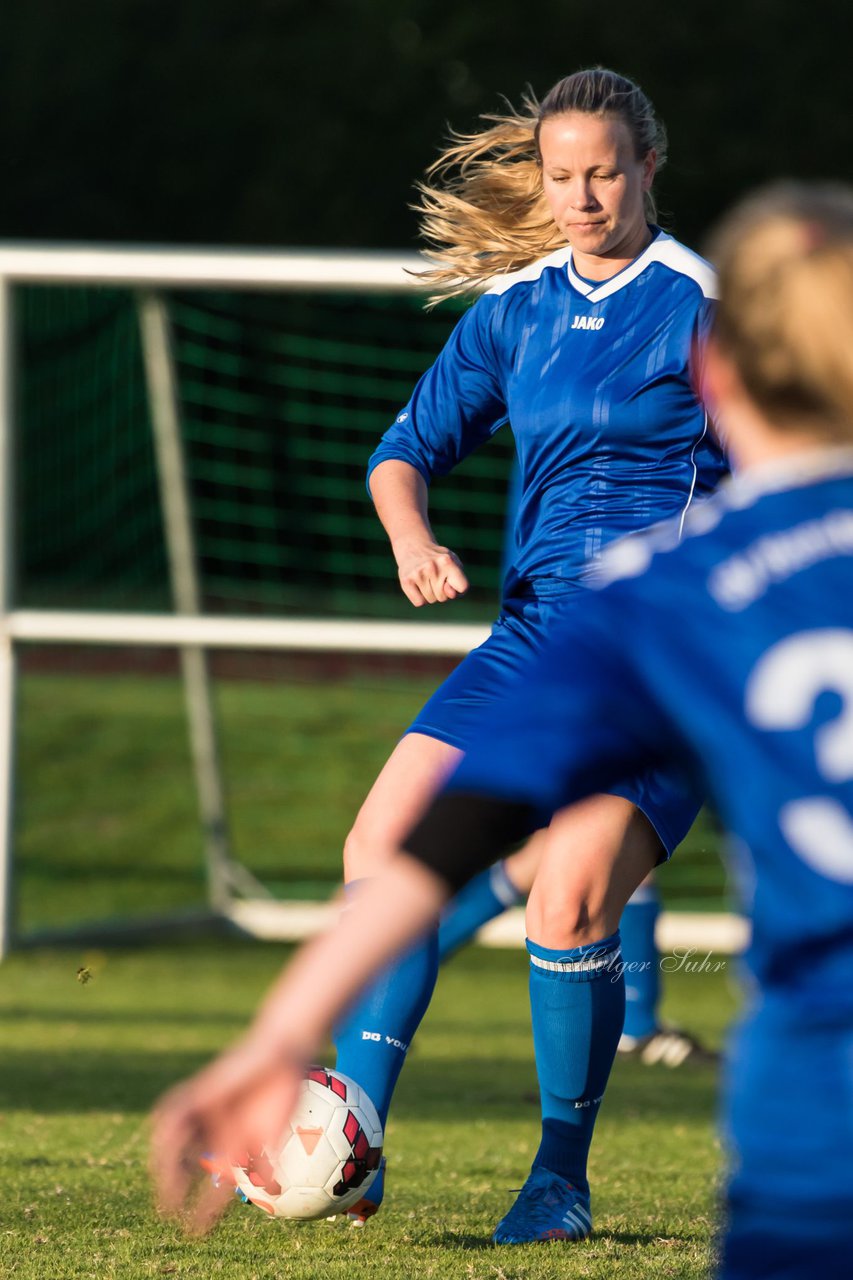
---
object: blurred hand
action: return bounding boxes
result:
[150,850,449,1233]
[150,1035,303,1234]
[395,540,469,606]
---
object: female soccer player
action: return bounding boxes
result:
[183,65,725,1238]
[328,66,724,1238]
[153,181,853,1277]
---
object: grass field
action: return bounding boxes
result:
[0,940,738,1280]
[3,666,740,1277]
[15,669,731,936]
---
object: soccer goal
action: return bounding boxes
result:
[0,244,744,959]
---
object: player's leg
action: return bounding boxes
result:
[338,615,536,1221]
[437,833,544,960]
[333,732,459,1220]
[440,846,715,1068]
[440,838,716,1067]
[617,873,718,1066]
[495,795,660,1244]
[336,731,459,1111]
[433,598,550,963]
[618,874,660,1041]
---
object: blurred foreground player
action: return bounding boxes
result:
[153,181,853,1276]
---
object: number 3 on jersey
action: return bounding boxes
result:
[746,630,853,882]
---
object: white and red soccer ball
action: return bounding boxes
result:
[228,1067,383,1220]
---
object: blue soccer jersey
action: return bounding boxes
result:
[369,229,728,601]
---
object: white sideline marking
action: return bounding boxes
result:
[226,899,749,955]
[479,907,749,953]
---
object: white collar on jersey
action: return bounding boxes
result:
[567,228,717,302]
[724,445,853,507]
[487,227,716,300]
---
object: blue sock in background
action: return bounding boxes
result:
[437,860,523,960]
[528,932,625,1192]
[333,883,439,1129]
[620,882,661,1040]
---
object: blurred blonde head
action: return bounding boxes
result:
[709,183,853,445]
[416,68,667,303]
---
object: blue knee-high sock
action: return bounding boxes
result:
[619,883,660,1040]
[528,932,625,1192]
[437,861,523,961]
[334,885,439,1130]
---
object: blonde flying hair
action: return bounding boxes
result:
[416,68,667,303]
[709,183,853,444]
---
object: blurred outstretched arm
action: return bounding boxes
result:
[150,855,448,1233]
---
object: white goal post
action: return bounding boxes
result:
[0,244,490,959]
[0,244,746,959]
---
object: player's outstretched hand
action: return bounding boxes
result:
[151,857,449,1233]
[396,540,469,606]
[150,1034,303,1234]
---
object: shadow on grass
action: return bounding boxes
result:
[597,1229,700,1248]
[0,1049,217,1112]
[0,1044,718,1123]
[431,1227,674,1249]
[390,1052,718,1124]
[429,1230,496,1249]
[0,1005,250,1027]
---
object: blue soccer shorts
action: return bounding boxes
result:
[407,594,701,858]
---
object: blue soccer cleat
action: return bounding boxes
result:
[347,1155,386,1225]
[493,1166,592,1243]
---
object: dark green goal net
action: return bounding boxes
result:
[18,286,514,620]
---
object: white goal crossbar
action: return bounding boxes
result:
[0,243,746,959]
[4,611,490,654]
[0,244,426,291]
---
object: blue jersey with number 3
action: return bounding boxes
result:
[447,454,853,1004]
[368,230,727,601]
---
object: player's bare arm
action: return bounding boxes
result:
[151,855,449,1232]
[369,459,469,606]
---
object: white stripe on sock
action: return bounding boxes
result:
[529,947,621,975]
